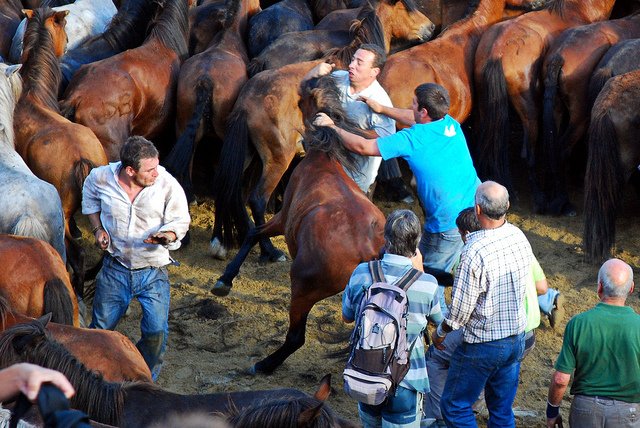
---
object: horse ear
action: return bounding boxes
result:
[53,10,70,25]
[297,403,324,427]
[313,374,331,402]
[21,9,34,19]
[4,64,21,77]
[37,312,52,327]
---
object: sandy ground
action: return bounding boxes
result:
[77,173,640,427]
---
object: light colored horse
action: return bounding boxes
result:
[0,63,66,262]
[8,0,116,63]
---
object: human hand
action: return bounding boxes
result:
[547,414,563,428]
[313,112,335,127]
[0,363,75,402]
[431,329,446,350]
[144,231,177,245]
[313,62,335,77]
[94,228,109,250]
[358,96,383,114]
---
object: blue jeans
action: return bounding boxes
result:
[91,255,170,381]
[359,386,423,427]
[441,333,525,428]
[419,229,463,317]
[537,288,559,315]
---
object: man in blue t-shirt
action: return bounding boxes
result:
[314,83,480,315]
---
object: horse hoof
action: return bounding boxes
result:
[208,238,227,260]
[211,281,231,297]
[259,250,287,264]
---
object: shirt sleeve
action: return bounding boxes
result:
[377,129,413,161]
[81,169,102,215]
[342,264,370,322]
[531,255,545,282]
[445,247,484,330]
[159,175,191,250]
[554,320,577,374]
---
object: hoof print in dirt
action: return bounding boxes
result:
[197,298,228,320]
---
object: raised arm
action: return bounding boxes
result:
[314,113,381,156]
[360,95,415,127]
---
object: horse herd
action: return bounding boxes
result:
[0,0,638,425]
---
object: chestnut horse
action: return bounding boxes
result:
[0,64,67,263]
[165,0,260,201]
[14,7,108,297]
[211,75,385,374]
[0,298,152,382]
[0,322,355,427]
[0,234,78,326]
[58,0,159,94]
[247,0,435,76]
[540,12,640,216]
[473,0,616,212]
[583,69,640,263]
[60,0,189,161]
[379,0,543,125]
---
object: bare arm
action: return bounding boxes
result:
[87,212,109,250]
[314,113,381,156]
[303,62,335,83]
[359,95,416,127]
[547,370,571,427]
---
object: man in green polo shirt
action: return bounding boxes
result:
[546,258,640,427]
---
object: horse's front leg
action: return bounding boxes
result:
[210,227,262,297]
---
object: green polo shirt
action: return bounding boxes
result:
[555,302,640,402]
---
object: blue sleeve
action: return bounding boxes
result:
[342,263,371,321]
[377,128,413,161]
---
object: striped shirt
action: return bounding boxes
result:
[446,221,532,343]
[342,253,443,393]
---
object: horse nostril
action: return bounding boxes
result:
[430,23,435,32]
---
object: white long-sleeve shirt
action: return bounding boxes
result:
[82,162,190,269]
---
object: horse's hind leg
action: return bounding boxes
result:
[66,235,85,300]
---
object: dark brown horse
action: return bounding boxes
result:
[588,38,640,106]
[0,321,355,427]
[247,0,434,75]
[583,69,640,263]
[0,234,78,326]
[14,7,108,297]
[473,0,616,212]
[541,12,640,215]
[0,0,23,59]
[211,75,385,374]
[60,0,189,161]
[379,0,541,124]
[165,0,260,201]
[0,297,152,382]
[187,0,227,55]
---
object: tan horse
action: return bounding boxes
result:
[473,0,616,212]
[13,8,108,297]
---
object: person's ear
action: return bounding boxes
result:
[475,204,481,218]
[125,165,136,177]
[371,66,380,78]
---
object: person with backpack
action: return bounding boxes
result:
[342,209,443,427]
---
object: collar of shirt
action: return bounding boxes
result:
[381,252,412,267]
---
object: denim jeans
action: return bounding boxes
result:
[537,288,559,315]
[570,394,640,427]
[441,333,525,428]
[359,386,424,427]
[90,255,170,381]
[418,229,463,317]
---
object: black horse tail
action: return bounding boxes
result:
[541,55,564,189]
[164,77,213,201]
[247,57,266,78]
[213,109,251,247]
[43,277,75,326]
[587,66,613,109]
[583,107,623,263]
[474,58,511,188]
[73,158,95,195]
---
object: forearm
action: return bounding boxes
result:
[548,371,570,405]
[333,126,380,156]
[377,105,415,127]
[87,212,103,232]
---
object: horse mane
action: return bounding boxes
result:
[0,320,125,426]
[546,0,567,17]
[323,0,385,67]
[0,294,9,329]
[226,396,341,428]
[20,7,61,112]
[221,0,243,29]
[146,0,189,61]
[0,64,21,145]
[299,75,364,177]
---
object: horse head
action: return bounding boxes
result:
[0,63,21,144]
[22,8,69,59]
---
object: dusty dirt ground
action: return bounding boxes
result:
[77,169,640,427]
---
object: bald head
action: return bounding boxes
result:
[598,258,634,299]
[475,181,509,220]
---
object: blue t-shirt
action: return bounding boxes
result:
[378,115,480,233]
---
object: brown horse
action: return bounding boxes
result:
[378,0,542,125]
[187,0,227,55]
[0,234,78,326]
[247,0,435,76]
[583,69,640,263]
[60,0,189,161]
[0,298,151,382]
[0,321,355,427]
[540,12,640,215]
[473,0,616,212]
[165,0,260,201]
[14,7,108,298]
[211,75,385,374]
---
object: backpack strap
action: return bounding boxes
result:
[393,267,423,293]
[368,260,385,283]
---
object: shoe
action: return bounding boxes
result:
[549,294,565,328]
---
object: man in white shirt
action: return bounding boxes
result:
[82,136,190,381]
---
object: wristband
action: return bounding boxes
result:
[546,400,560,419]
[436,323,447,338]
[91,225,104,234]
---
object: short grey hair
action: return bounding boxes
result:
[384,210,421,258]
[475,181,509,220]
[598,259,634,298]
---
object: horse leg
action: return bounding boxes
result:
[65,234,85,300]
